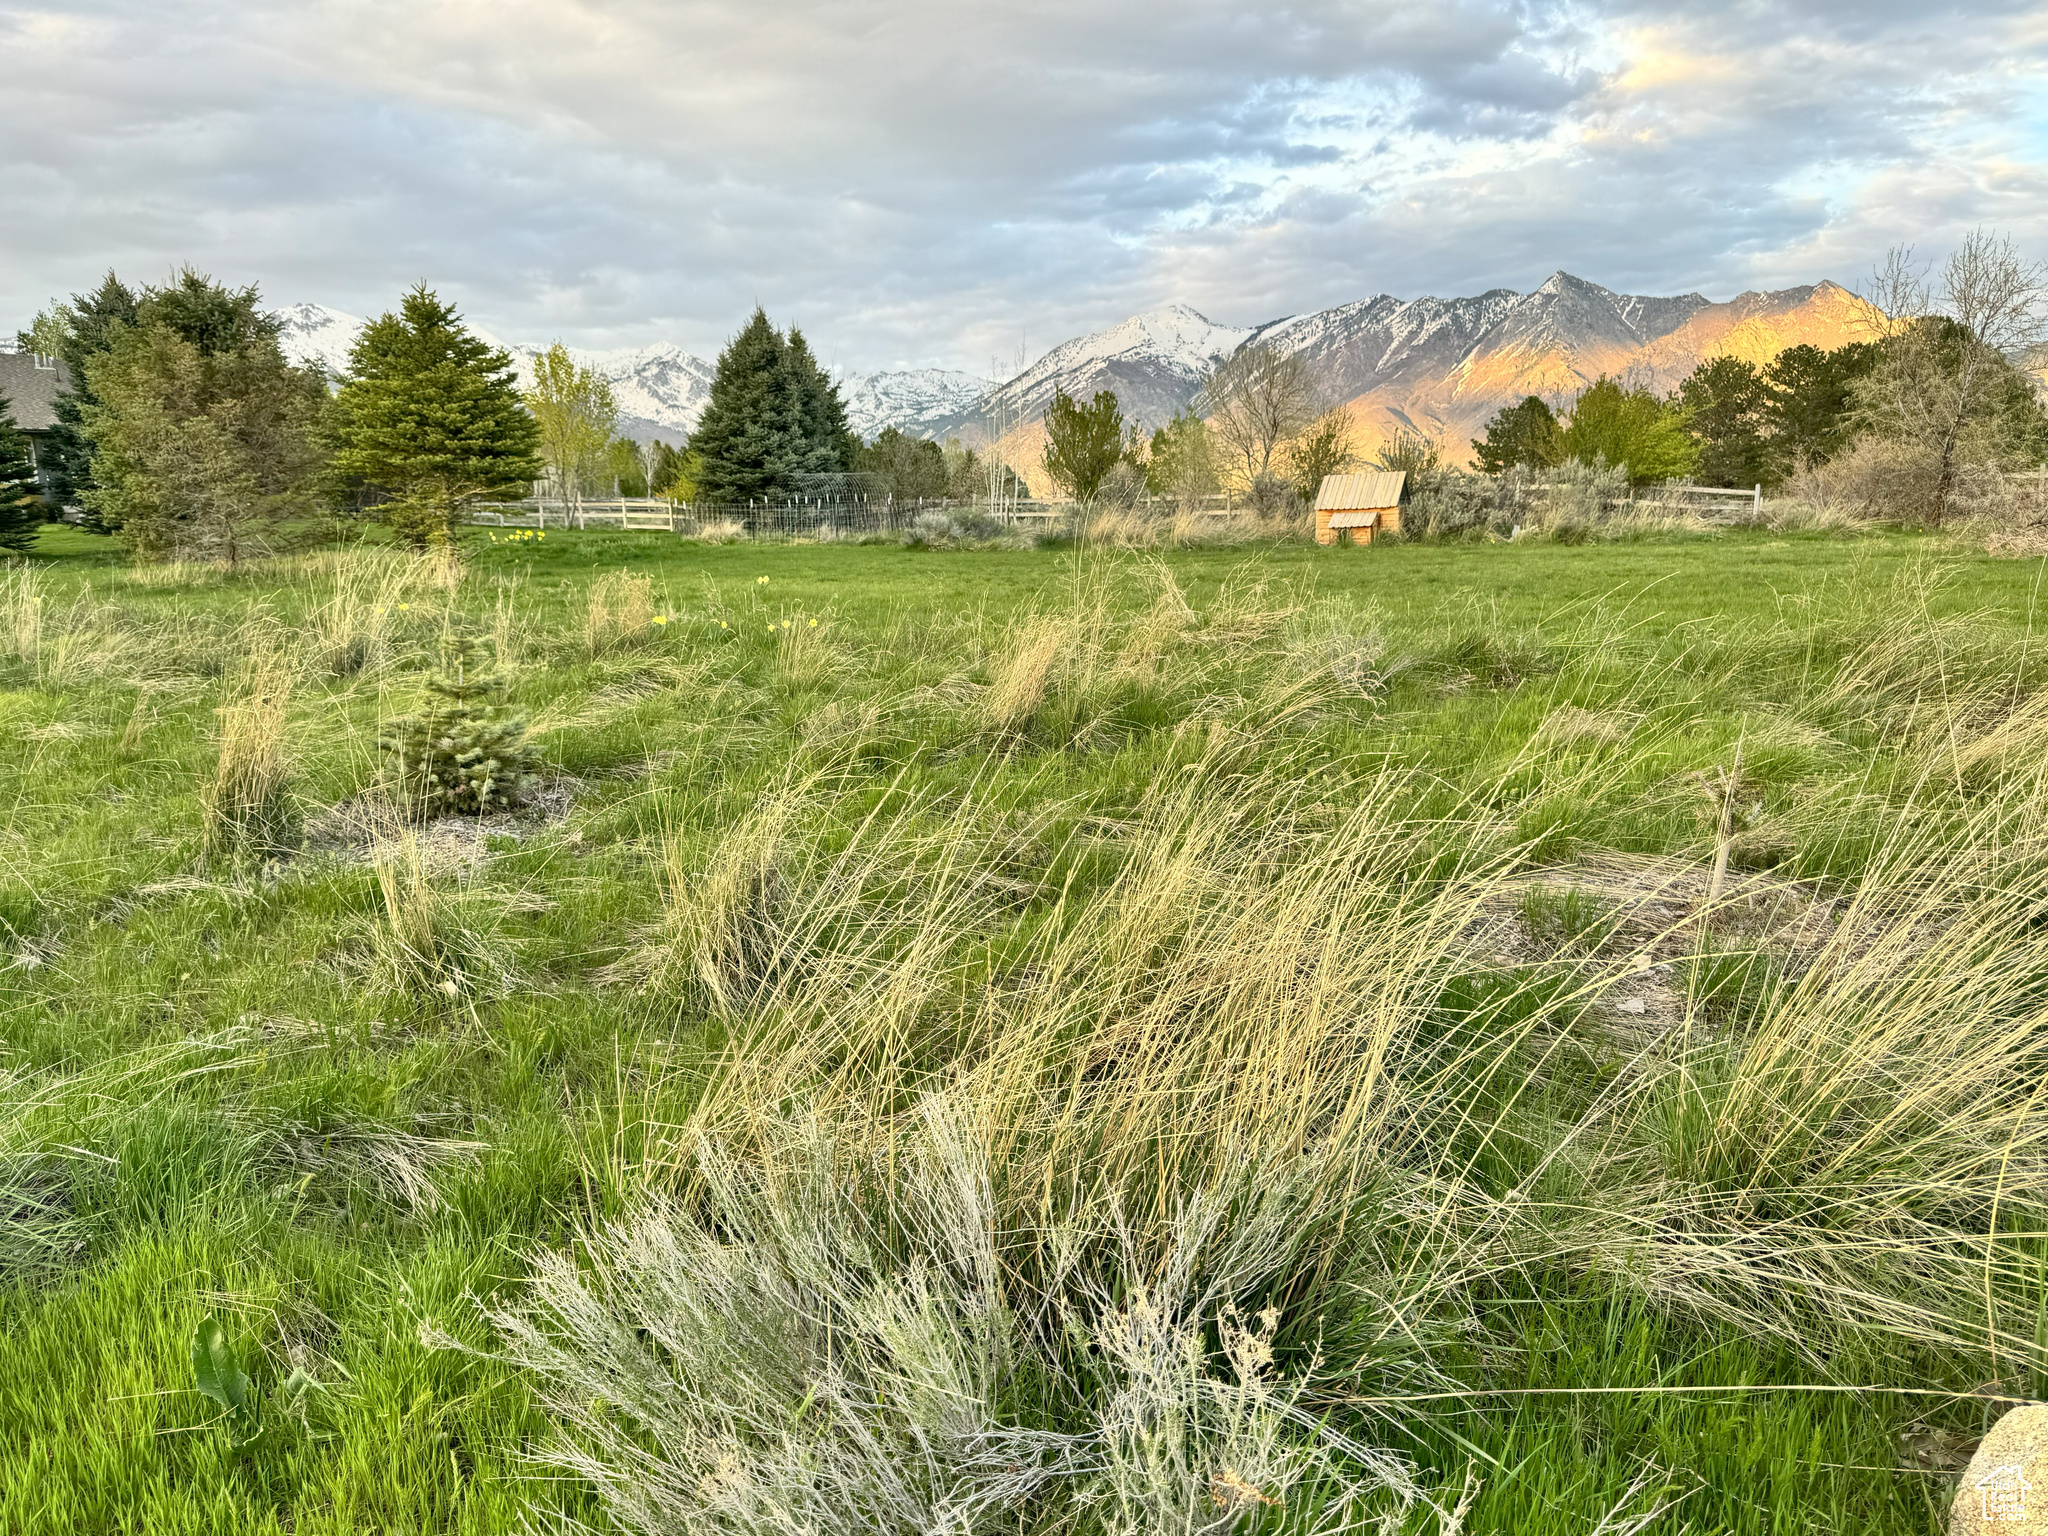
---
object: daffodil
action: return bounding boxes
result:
[652,615,669,625]
[756,575,769,585]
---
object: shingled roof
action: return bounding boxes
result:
[0,349,73,433]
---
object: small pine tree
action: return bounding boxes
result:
[379,635,538,816]
[0,396,44,552]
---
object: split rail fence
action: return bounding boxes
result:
[468,482,1773,541]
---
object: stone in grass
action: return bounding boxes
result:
[1953,1405,2048,1533]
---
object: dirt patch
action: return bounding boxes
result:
[304,777,581,874]
[1473,852,1858,1040]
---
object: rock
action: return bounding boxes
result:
[1952,1406,2048,1533]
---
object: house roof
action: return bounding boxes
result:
[1314,470,1405,511]
[0,349,72,433]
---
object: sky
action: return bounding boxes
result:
[5,0,2047,374]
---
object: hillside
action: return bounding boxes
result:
[970,274,1872,474]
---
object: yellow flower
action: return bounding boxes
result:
[398,603,410,611]
[808,618,817,628]
[756,575,769,585]
[652,615,669,625]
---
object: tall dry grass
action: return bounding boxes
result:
[585,572,657,656]
[468,572,2048,1531]
[200,640,300,862]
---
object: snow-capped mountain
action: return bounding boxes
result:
[938,274,1866,461]
[271,273,1869,461]
[839,368,994,440]
[1243,272,1869,451]
[271,302,716,442]
[498,340,713,445]
[270,302,362,379]
[273,302,988,444]
[925,304,1251,440]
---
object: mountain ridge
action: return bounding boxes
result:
[272,273,1874,475]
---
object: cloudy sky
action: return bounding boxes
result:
[5,1,2047,372]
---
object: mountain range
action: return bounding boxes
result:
[272,273,1871,480]
[269,302,990,443]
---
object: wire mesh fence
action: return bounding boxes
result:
[466,497,1087,540]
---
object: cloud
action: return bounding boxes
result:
[1,0,2044,370]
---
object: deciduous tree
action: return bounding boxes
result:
[1854,234,2048,520]
[1201,344,1316,488]
[1040,387,1126,502]
[1558,378,1699,484]
[858,427,947,500]
[525,343,616,511]
[80,272,328,564]
[1145,407,1219,506]
[1285,406,1361,500]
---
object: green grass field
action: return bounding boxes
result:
[4,521,2047,1534]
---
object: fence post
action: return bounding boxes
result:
[1753,484,1762,519]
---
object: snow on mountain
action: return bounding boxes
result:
[839,368,994,440]
[994,304,1249,427]
[913,303,1252,443]
[270,302,363,379]
[270,304,715,441]
[271,274,1867,462]
[498,340,713,444]
[1245,271,1862,457]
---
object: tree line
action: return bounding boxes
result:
[1471,234,2048,518]
[0,273,1004,562]
[7,234,2041,558]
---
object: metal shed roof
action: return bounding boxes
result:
[1313,470,1405,511]
[0,350,71,434]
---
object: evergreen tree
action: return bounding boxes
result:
[0,396,44,552]
[785,327,857,473]
[1676,356,1775,488]
[1763,342,1876,471]
[1471,395,1562,473]
[33,273,140,528]
[328,285,542,548]
[691,309,804,502]
[379,633,537,816]
[691,311,860,502]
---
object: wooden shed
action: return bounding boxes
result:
[1313,470,1406,546]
